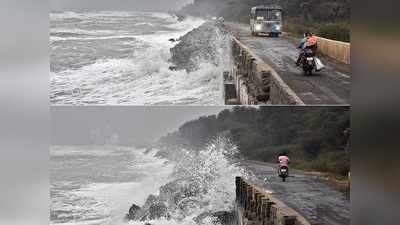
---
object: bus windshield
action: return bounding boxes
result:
[255,9,282,21]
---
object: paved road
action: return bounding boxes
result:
[242,161,350,225]
[225,23,351,105]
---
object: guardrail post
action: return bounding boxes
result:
[283,216,297,225]
[260,198,269,225]
[236,177,309,225]
[236,176,241,204]
[267,201,276,224]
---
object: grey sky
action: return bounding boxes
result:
[51,106,228,146]
[51,0,193,11]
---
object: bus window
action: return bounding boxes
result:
[255,9,268,20]
[255,9,282,21]
[269,10,282,21]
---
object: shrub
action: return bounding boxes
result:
[318,23,350,42]
[309,151,350,176]
[301,137,323,158]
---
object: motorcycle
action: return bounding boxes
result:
[299,49,324,76]
[278,166,289,182]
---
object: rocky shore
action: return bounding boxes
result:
[124,136,243,225]
[125,178,236,224]
[169,21,231,72]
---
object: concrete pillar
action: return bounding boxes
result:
[283,216,297,225]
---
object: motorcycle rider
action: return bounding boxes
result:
[296,31,318,66]
[278,152,290,170]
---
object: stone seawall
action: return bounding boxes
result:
[316,37,350,64]
[235,177,311,225]
[229,38,304,105]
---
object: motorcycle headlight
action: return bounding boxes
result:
[275,25,281,30]
[255,24,262,31]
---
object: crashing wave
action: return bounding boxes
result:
[169,21,232,72]
[126,135,250,225]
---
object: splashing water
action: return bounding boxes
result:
[50,135,251,225]
[127,135,251,225]
[50,11,227,105]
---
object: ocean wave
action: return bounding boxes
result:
[51,44,224,105]
[134,22,155,27]
[51,145,174,225]
[50,11,218,105]
[50,145,141,157]
[50,35,139,42]
[125,135,253,225]
[50,11,178,21]
[166,16,205,31]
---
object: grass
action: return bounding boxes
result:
[283,20,350,42]
[317,22,350,42]
[245,144,350,178]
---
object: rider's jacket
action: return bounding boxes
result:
[299,37,307,49]
[306,35,318,48]
[278,155,290,167]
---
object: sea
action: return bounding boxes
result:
[50,137,248,225]
[50,11,225,105]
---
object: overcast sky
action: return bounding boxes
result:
[51,106,228,146]
[51,0,193,11]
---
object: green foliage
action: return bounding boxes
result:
[177,0,350,25]
[318,23,350,42]
[307,151,350,176]
[160,107,350,176]
[301,137,323,158]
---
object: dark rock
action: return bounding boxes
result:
[126,204,141,221]
[169,22,230,72]
[169,65,178,71]
[143,194,160,209]
[194,211,236,225]
[211,211,236,225]
[136,194,170,221]
[159,179,205,207]
[149,202,169,220]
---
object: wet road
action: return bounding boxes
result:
[242,161,350,225]
[225,23,351,105]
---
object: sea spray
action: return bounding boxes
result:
[50,146,174,225]
[51,11,228,105]
[127,134,252,225]
[169,21,232,72]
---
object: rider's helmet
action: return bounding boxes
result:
[279,151,288,157]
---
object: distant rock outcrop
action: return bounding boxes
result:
[126,178,236,224]
[169,21,231,72]
[126,204,141,220]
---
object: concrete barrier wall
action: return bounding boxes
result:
[231,38,304,105]
[316,37,350,64]
[235,177,311,225]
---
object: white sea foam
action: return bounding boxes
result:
[51,145,174,225]
[51,46,223,105]
[125,135,252,225]
[50,11,224,105]
[51,134,253,225]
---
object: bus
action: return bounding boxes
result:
[250,5,283,37]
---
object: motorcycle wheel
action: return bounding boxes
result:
[302,67,309,76]
[282,177,286,182]
[303,65,313,76]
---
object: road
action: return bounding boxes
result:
[242,161,350,225]
[224,23,351,105]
